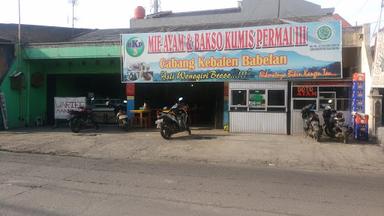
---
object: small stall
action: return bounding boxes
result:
[229,81,288,134]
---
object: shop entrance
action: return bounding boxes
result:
[291,84,352,134]
[46,74,125,125]
[135,82,224,128]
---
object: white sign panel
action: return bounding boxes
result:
[0,92,8,129]
[54,97,86,119]
[372,31,384,87]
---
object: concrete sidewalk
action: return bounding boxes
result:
[0,127,384,174]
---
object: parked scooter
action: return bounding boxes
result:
[155,97,191,139]
[106,100,130,131]
[68,98,99,133]
[322,100,353,143]
[301,103,322,141]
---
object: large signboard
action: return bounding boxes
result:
[54,97,86,119]
[372,31,384,87]
[121,21,342,83]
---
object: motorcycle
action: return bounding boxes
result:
[322,100,353,143]
[155,97,191,139]
[106,100,130,131]
[68,99,99,133]
[301,103,322,141]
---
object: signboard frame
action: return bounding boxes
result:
[121,21,342,83]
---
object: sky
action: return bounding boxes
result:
[0,0,382,31]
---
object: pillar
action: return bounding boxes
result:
[369,88,383,136]
[223,82,229,131]
[126,83,135,119]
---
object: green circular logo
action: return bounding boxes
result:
[317,25,333,41]
[126,37,144,57]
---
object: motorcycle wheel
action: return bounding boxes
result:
[342,131,349,144]
[324,127,335,138]
[160,125,172,140]
[343,136,348,144]
[120,119,130,131]
[313,133,320,142]
[69,118,82,133]
[313,125,321,142]
[312,128,319,142]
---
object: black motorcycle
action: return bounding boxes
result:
[106,100,130,131]
[155,97,191,139]
[301,104,322,141]
[322,101,353,143]
[68,106,99,133]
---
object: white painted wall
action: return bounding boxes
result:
[230,112,287,134]
[361,24,374,134]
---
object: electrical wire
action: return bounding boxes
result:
[354,0,370,20]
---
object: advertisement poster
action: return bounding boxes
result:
[54,97,86,119]
[121,21,342,83]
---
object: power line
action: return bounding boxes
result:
[334,0,344,8]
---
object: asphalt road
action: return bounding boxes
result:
[0,151,384,216]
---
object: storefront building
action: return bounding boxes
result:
[0,0,370,135]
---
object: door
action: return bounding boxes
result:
[291,86,318,134]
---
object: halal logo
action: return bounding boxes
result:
[126,37,144,57]
[317,25,333,41]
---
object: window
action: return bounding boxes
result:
[249,90,266,111]
[293,100,317,110]
[268,90,285,106]
[319,92,336,110]
[319,87,351,111]
[230,90,247,111]
[267,90,285,111]
[337,99,350,111]
[231,90,247,106]
[230,88,286,112]
[292,86,351,111]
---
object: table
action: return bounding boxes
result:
[130,109,151,128]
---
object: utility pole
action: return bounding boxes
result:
[17,0,24,126]
[153,0,159,13]
[17,0,21,69]
[277,0,281,19]
[69,0,78,29]
[378,0,384,32]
